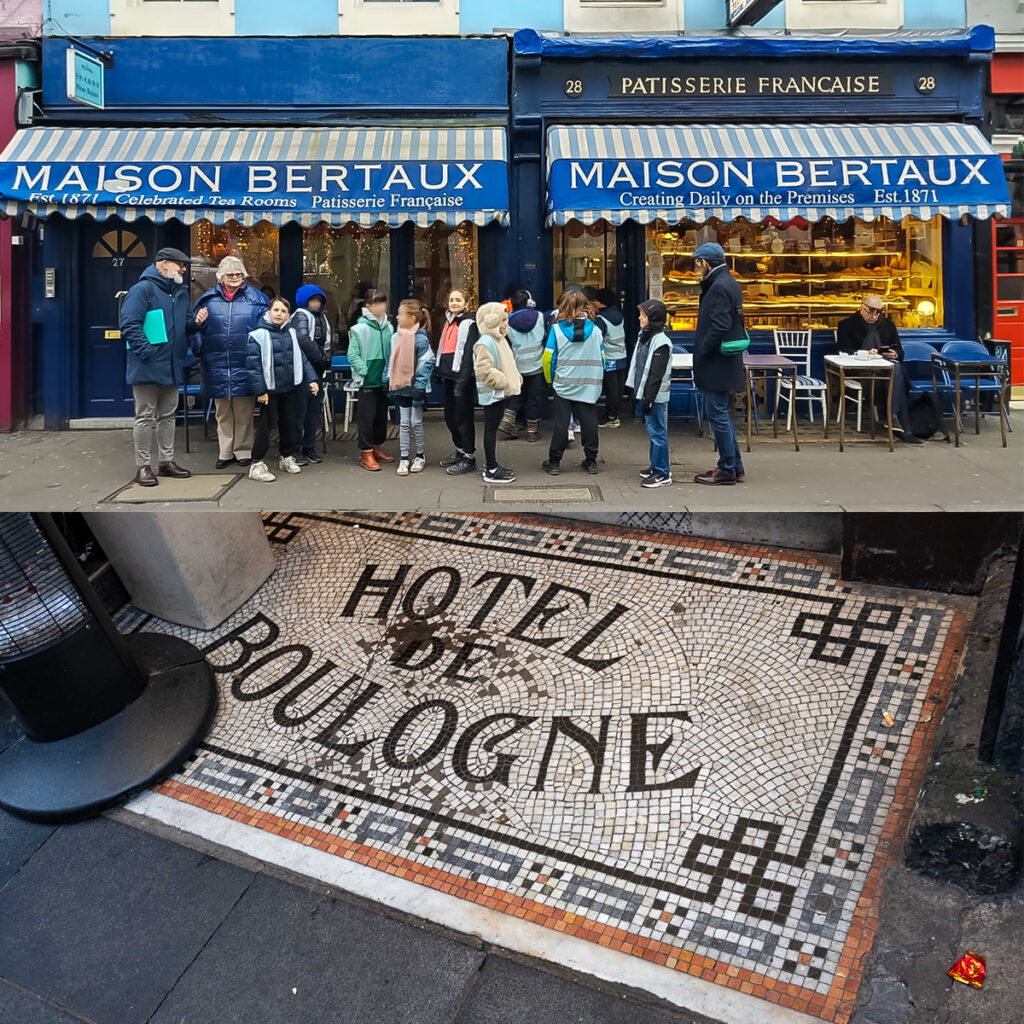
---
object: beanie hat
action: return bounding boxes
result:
[692,242,726,264]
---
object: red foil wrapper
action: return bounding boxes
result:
[947,951,986,988]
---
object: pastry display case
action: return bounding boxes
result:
[646,216,944,332]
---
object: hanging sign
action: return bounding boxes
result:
[66,48,105,110]
[728,0,785,27]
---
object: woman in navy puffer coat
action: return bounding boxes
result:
[192,256,270,468]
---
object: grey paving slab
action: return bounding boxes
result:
[0,810,55,890]
[0,413,1018,511]
[151,872,486,1024]
[0,817,254,1024]
[0,980,85,1024]
[453,955,712,1024]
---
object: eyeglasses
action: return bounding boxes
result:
[861,305,882,316]
[223,272,244,279]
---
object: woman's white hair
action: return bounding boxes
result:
[215,256,248,281]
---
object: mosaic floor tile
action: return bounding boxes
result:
[127,512,971,1023]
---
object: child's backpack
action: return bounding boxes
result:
[907,390,949,441]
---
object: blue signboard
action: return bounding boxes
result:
[1,158,509,222]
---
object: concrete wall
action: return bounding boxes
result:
[83,511,276,630]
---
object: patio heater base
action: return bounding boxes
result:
[0,633,216,823]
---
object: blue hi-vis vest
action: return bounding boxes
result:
[544,320,605,404]
[474,335,507,406]
[596,313,627,363]
[508,317,546,375]
[627,330,674,404]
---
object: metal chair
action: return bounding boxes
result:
[938,340,1012,434]
[669,357,702,433]
[773,329,827,430]
[829,330,865,433]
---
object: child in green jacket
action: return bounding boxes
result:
[347,289,395,471]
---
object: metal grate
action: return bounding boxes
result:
[0,513,87,660]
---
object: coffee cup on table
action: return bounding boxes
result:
[855,350,871,360]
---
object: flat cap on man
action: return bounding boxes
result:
[692,242,726,263]
[155,247,191,265]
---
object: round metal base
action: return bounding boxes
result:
[0,633,217,823]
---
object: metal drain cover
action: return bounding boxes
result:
[484,484,601,503]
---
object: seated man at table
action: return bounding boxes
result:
[836,295,922,445]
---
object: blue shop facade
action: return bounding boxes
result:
[509,28,1010,363]
[0,29,1012,427]
[0,36,509,427]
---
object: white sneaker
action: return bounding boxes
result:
[396,460,410,476]
[278,455,301,474]
[248,460,275,482]
[410,457,426,473]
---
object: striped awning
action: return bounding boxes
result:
[546,123,1010,226]
[0,126,509,227]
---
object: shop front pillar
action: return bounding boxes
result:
[83,511,275,630]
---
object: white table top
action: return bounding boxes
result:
[671,352,693,370]
[825,354,894,369]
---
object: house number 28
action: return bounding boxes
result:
[915,76,936,93]
[563,79,584,97]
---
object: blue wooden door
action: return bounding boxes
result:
[77,220,156,418]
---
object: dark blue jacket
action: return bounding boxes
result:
[192,283,270,398]
[245,315,316,395]
[694,264,746,393]
[120,265,198,387]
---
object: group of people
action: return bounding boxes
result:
[119,238,919,491]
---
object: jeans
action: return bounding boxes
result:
[132,384,179,467]
[642,401,670,476]
[702,390,744,474]
[395,395,425,459]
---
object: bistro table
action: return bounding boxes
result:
[824,354,895,453]
[743,353,800,452]
[671,352,800,451]
[930,351,1009,448]
[325,354,353,439]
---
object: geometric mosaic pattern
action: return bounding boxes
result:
[132,512,969,1023]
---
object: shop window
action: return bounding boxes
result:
[300,223,391,347]
[414,224,478,342]
[646,215,943,331]
[91,230,146,261]
[553,221,617,301]
[190,220,280,306]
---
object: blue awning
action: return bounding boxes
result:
[0,126,509,227]
[547,123,1010,226]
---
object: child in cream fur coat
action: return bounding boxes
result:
[473,302,522,484]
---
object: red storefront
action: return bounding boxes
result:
[989,52,1024,392]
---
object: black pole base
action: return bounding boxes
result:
[0,633,217,823]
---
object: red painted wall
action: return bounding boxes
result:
[0,61,14,430]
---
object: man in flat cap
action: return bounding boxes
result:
[692,241,747,485]
[119,247,208,486]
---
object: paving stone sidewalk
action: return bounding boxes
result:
[0,410,1019,512]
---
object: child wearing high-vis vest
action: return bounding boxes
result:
[628,299,674,488]
[435,288,478,475]
[541,290,605,476]
[594,288,628,428]
[502,289,546,443]
[473,303,522,483]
